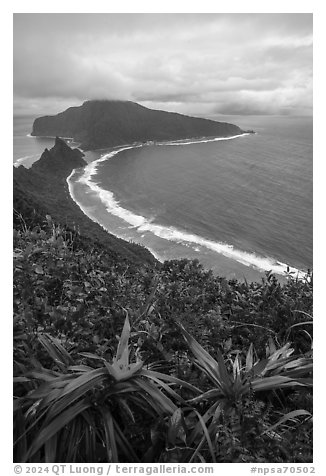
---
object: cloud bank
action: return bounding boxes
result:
[13,13,312,117]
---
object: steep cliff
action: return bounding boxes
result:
[13,138,157,265]
[31,136,86,176]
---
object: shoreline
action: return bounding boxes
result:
[66,135,307,282]
[66,169,163,264]
[28,133,74,140]
[30,131,252,152]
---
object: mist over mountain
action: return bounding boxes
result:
[32,100,245,150]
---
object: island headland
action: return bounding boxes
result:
[18,101,253,271]
[31,100,249,150]
[13,137,156,266]
[13,129,312,465]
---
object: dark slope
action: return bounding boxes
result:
[13,137,157,266]
[31,136,86,176]
[32,100,244,150]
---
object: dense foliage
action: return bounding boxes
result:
[13,210,313,463]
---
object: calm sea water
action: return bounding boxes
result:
[13,114,312,282]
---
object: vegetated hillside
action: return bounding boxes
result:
[13,138,313,464]
[13,208,313,463]
[13,137,156,266]
[32,100,245,150]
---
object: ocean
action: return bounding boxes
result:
[13,114,313,282]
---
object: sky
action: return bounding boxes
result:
[13,13,313,118]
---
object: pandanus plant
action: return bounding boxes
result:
[122,323,313,464]
[13,315,199,463]
[178,323,312,402]
[174,323,312,461]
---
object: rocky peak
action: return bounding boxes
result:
[31,137,86,177]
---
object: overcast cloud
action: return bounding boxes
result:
[13,13,313,117]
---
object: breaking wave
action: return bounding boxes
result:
[14,154,40,167]
[67,136,306,279]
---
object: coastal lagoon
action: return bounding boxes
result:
[14,115,312,282]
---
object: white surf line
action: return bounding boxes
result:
[135,220,306,279]
[13,154,40,167]
[156,132,251,147]
[27,133,74,140]
[66,168,164,263]
[67,135,306,279]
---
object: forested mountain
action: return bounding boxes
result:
[32,100,244,150]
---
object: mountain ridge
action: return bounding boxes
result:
[31,100,245,150]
